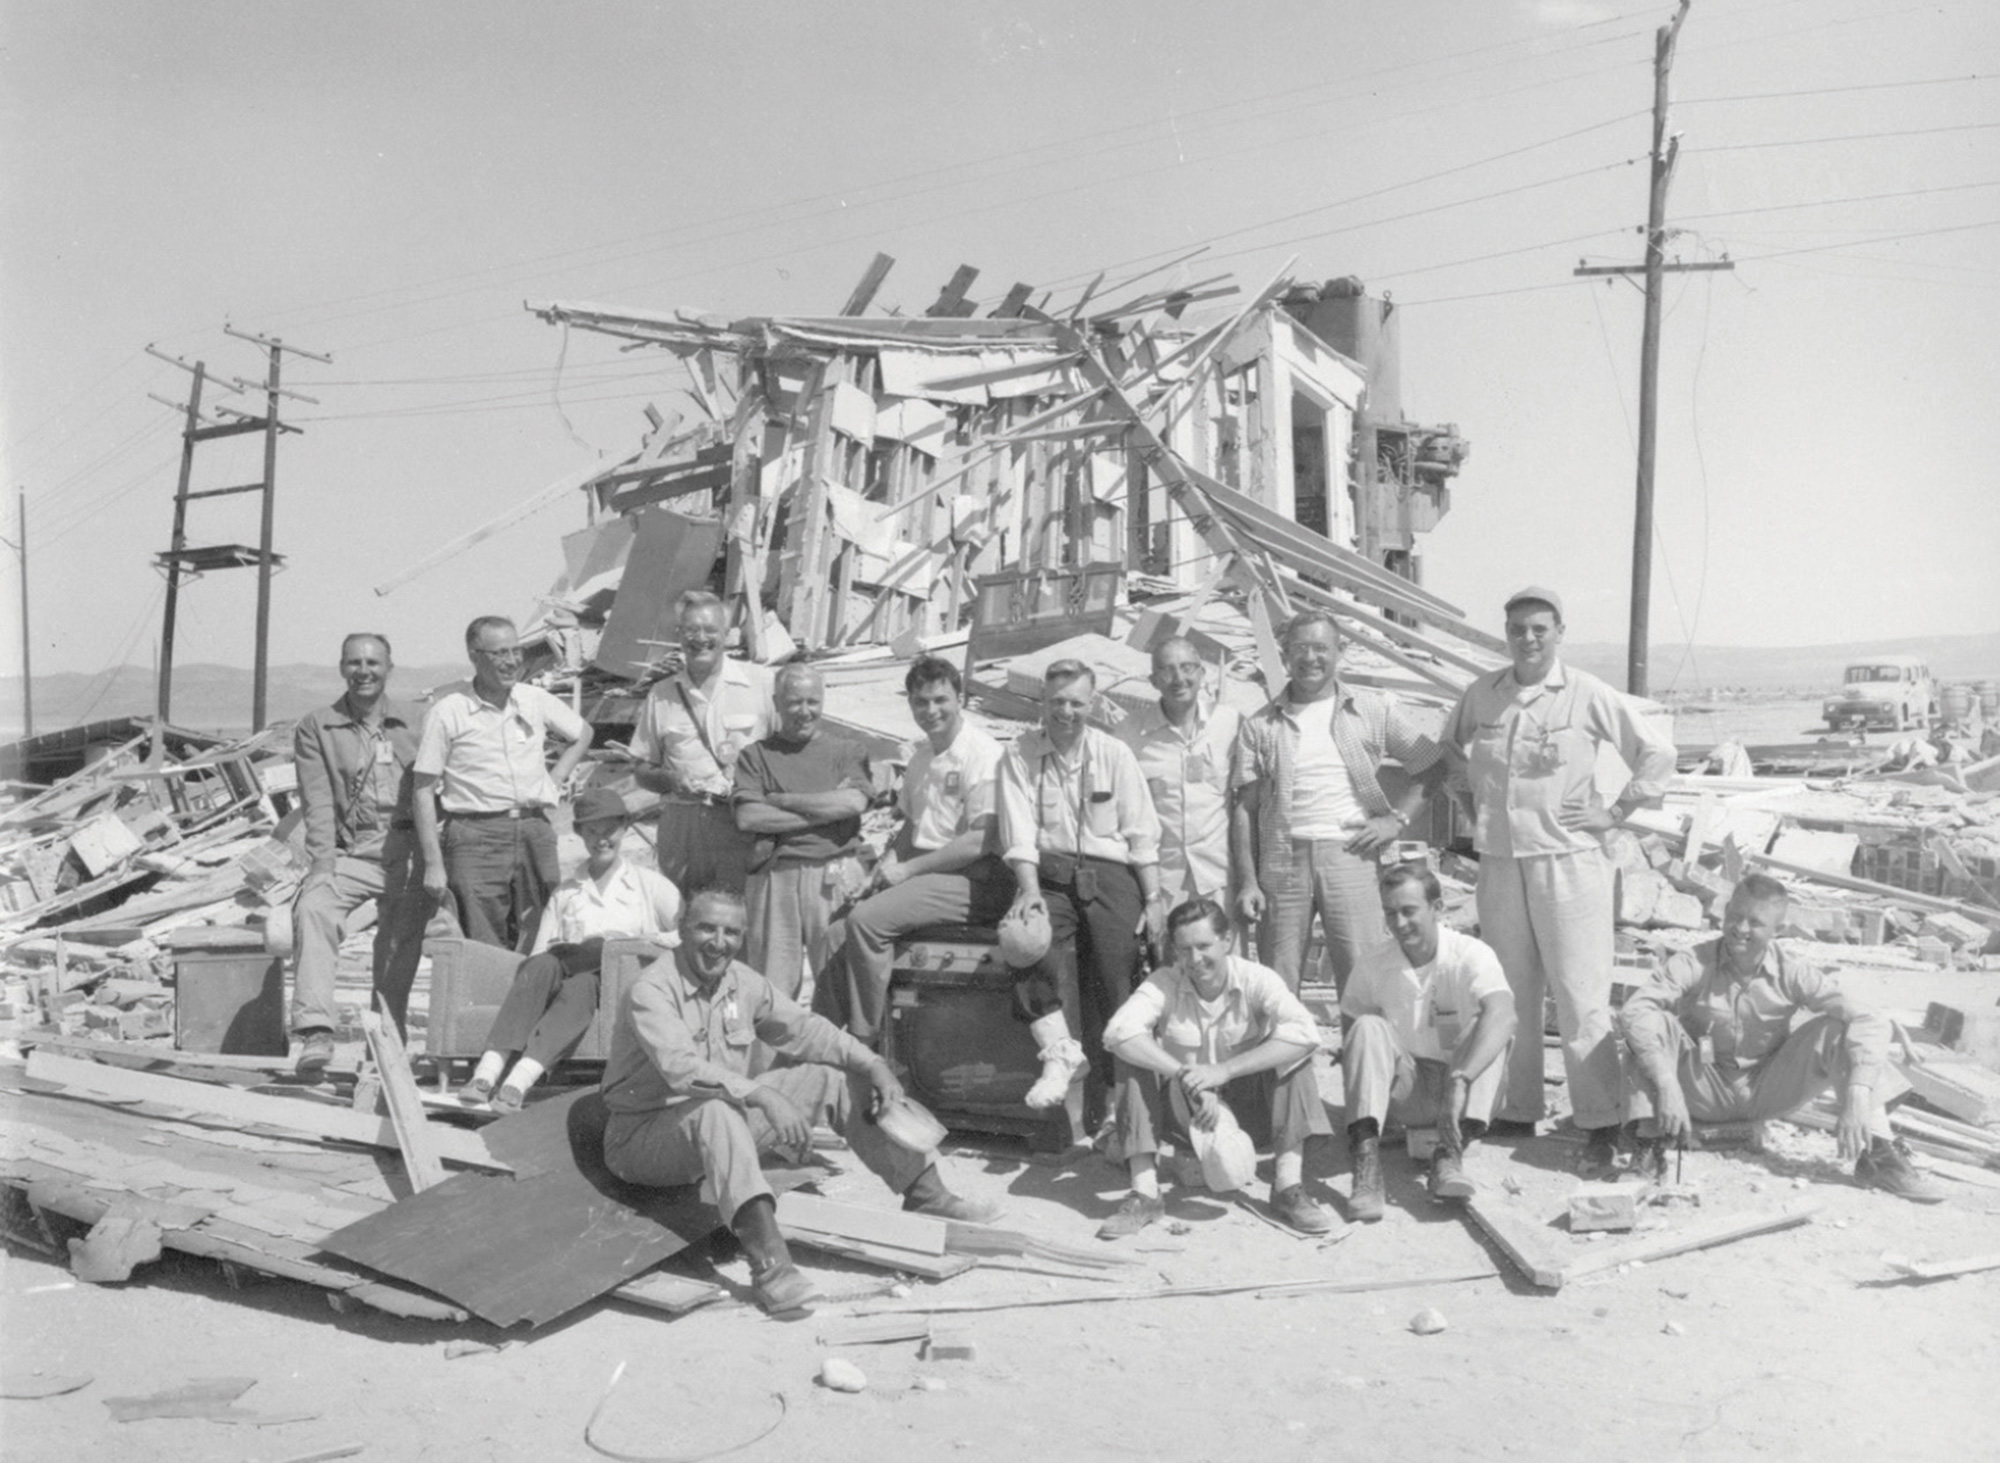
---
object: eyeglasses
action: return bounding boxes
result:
[474,647,523,663]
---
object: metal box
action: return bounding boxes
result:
[170,928,287,1056]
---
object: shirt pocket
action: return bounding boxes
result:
[1161,1014,1204,1054]
[721,1017,756,1051]
[1085,790,1118,837]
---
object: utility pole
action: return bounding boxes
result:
[156,356,210,725]
[2,487,28,737]
[1573,0,1730,697]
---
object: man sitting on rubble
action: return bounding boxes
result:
[600,887,996,1315]
[1619,872,1944,1203]
[461,788,680,1111]
[1096,897,1334,1239]
[830,655,1013,1045]
[1340,862,1516,1221]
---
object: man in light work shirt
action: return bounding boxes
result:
[629,590,774,894]
[997,660,1163,1120]
[732,664,872,1009]
[414,615,592,954]
[289,633,431,1071]
[1441,586,1675,1175]
[832,655,1013,1045]
[1620,874,1941,1202]
[1119,636,1239,907]
[1233,610,1442,994]
[1341,863,1516,1219]
[1099,898,1334,1239]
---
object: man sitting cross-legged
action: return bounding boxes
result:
[1097,897,1335,1239]
[599,887,998,1315]
[1341,862,1517,1220]
[1620,873,1944,1203]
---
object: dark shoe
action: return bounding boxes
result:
[903,1188,1002,1224]
[1271,1185,1334,1235]
[1348,1137,1385,1223]
[1096,1193,1165,1240]
[1428,1150,1476,1203]
[1632,1135,1670,1184]
[1484,1118,1540,1140]
[295,1031,335,1079]
[750,1261,821,1315]
[1578,1125,1620,1180]
[1855,1137,1947,1204]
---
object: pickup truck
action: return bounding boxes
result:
[1822,656,1936,731]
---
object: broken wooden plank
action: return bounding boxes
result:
[943,1219,1141,1271]
[362,1008,445,1192]
[818,1315,932,1347]
[782,1226,976,1280]
[613,1270,731,1317]
[862,1266,1500,1316]
[23,1051,505,1172]
[926,264,980,318]
[840,252,896,316]
[1557,1201,1821,1286]
[1462,1194,1567,1288]
[1881,1250,2000,1282]
[776,1191,946,1254]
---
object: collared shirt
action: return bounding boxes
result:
[902,721,1002,854]
[1621,937,1887,1093]
[997,724,1161,868]
[1233,683,1440,871]
[293,694,421,871]
[600,955,873,1117]
[527,856,682,957]
[1104,954,1319,1067]
[1119,700,1239,902]
[1343,926,1509,1063]
[1443,659,1677,859]
[630,659,776,799]
[414,681,587,814]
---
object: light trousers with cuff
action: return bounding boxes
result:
[1257,837,1393,996]
[1342,1013,1503,1131]
[290,833,432,1037]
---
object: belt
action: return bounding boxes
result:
[448,806,548,821]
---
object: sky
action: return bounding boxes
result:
[3,0,1997,724]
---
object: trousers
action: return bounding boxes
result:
[484,939,604,1068]
[600,1064,930,1222]
[1257,837,1392,995]
[655,800,755,897]
[1476,847,1621,1130]
[1621,1014,1887,1137]
[834,855,1016,1043]
[442,813,559,954]
[1115,1057,1328,1159]
[1342,1013,1504,1130]
[745,854,868,1008]
[1016,856,1145,1080]
[290,831,432,1037]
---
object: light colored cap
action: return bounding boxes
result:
[1503,585,1565,621]
[997,902,1053,968]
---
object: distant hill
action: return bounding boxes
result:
[1561,631,2000,696]
[0,661,469,738]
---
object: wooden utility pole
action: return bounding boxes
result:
[2,486,27,737]
[156,359,209,725]
[1574,1,1730,697]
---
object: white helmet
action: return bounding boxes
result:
[997,902,1052,968]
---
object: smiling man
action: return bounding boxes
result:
[1441,586,1675,1176]
[1341,863,1516,1219]
[288,632,430,1074]
[1119,636,1240,909]
[1619,874,1943,1202]
[600,887,996,1315]
[413,615,593,955]
[831,656,1013,1044]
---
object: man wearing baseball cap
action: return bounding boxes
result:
[1440,586,1676,1176]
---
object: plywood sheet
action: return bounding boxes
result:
[592,506,727,679]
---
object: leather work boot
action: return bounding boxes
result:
[295,1031,336,1080]
[902,1165,1002,1224]
[1348,1135,1385,1223]
[1578,1125,1620,1180]
[1854,1137,1947,1204]
[1095,1193,1166,1240]
[733,1196,822,1315]
[1428,1120,1476,1203]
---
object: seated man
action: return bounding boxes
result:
[462,788,680,1111]
[1620,873,1944,1203]
[833,655,1013,1045]
[1341,863,1516,1221]
[1097,898,1334,1239]
[599,888,997,1315]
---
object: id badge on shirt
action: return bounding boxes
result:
[374,738,394,766]
[944,770,962,797]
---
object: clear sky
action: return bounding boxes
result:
[4,0,1996,719]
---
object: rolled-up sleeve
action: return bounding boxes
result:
[537,686,587,744]
[1230,716,1266,793]
[413,701,450,778]
[1103,977,1170,1054]
[1106,738,1161,866]
[629,979,761,1106]
[1619,952,1700,1081]
[1589,682,1676,804]
[1382,694,1443,776]
[997,743,1039,865]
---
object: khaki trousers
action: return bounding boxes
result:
[1342,1013,1503,1130]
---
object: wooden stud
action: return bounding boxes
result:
[362,1006,446,1192]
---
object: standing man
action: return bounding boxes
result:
[833,656,1014,1045]
[289,633,432,1073]
[1441,586,1676,1174]
[414,615,592,954]
[601,888,996,1316]
[732,664,873,1008]
[996,660,1163,1118]
[1233,610,1443,994]
[629,590,774,894]
[1099,898,1334,1238]
[1119,636,1240,909]
[1620,874,1942,1202]
[1341,863,1516,1219]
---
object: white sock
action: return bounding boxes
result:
[504,1057,545,1094]
[471,1052,506,1088]
[1129,1156,1161,1199]
[1274,1150,1304,1191]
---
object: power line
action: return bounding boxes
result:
[1675,178,2000,222]
[1691,121,2000,153]
[1680,73,1992,104]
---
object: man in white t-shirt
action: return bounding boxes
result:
[831,657,1015,1044]
[1340,862,1517,1220]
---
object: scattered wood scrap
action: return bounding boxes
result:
[1464,1194,1821,1291]
[1880,1250,2000,1282]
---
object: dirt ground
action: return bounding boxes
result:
[4,1040,1996,1463]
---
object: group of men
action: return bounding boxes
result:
[288,581,1943,1309]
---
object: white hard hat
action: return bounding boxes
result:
[997,902,1052,968]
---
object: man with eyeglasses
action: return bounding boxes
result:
[629,590,774,894]
[1441,586,1675,1177]
[414,616,593,952]
[1118,637,1240,913]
